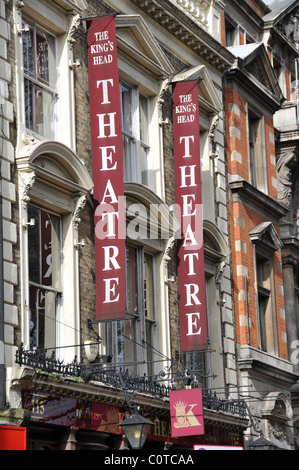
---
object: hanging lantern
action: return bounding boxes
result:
[118,410,154,450]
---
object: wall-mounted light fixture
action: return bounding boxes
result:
[17,23,29,35]
[69,59,81,69]
[74,238,85,248]
[22,218,35,228]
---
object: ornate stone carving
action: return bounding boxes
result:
[163,236,176,263]
[276,150,297,208]
[19,172,36,208]
[282,255,297,267]
[209,114,220,160]
[176,0,211,27]
[73,194,88,228]
[16,1,25,13]
[278,8,299,49]
[268,421,289,443]
[67,14,81,49]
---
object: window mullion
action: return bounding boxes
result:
[24,74,58,96]
[133,87,142,184]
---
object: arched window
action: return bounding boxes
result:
[17,141,93,362]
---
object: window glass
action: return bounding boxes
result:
[120,83,150,186]
[144,253,155,321]
[110,245,157,374]
[256,255,272,353]
[144,253,155,376]
[117,319,136,366]
[28,206,61,350]
[125,245,138,315]
[22,20,57,139]
[248,113,267,192]
[139,94,150,186]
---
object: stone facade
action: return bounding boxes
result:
[1,0,299,451]
[0,0,18,370]
[223,0,299,450]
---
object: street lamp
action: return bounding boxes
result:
[118,409,154,450]
[249,435,278,451]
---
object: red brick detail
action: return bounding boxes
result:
[229,200,287,359]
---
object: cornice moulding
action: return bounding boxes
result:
[229,179,288,222]
[131,0,235,73]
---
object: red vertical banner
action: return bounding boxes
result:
[169,389,204,437]
[173,80,208,351]
[87,16,126,320]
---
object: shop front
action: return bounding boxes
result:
[21,390,246,450]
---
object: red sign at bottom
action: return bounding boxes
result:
[0,426,27,450]
[194,445,244,450]
[169,389,204,437]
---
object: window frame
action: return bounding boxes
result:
[17,141,93,363]
[14,1,78,150]
[27,204,63,351]
[105,242,158,377]
[250,223,282,355]
[255,252,274,353]
[224,16,238,47]
[120,81,151,187]
[22,17,58,140]
[247,108,268,194]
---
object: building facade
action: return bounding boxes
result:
[1,0,299,451]
[223,0,299,450]
[0,0,250,450]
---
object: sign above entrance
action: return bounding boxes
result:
[194,445,244,450]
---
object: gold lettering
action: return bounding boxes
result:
[154,418,161,436]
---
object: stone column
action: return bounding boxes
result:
[282,255,299,372]
[60,427,78,451]
[291,381,299,450]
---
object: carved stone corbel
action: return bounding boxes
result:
[215,257,228,306]
[73,194,88,229]
[16,0,25,14]
[209,114,220,142]
[67,14,81,49]
[209,114,220,160]
[282,255,297,267]
[19,172,36,209]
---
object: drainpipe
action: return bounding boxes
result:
[0,160,6,411]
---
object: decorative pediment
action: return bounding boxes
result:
[249,221,283,252]
[17,140,94,193]
[115,15,174,78]
[228,43,283,101]
[171,65,222,113]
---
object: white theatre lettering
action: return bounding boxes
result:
[179,129,202,337]
[174,85,207,349]
[88,16,126,320]
[96,77,122,304]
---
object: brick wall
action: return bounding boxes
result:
[264,116,278,200]
[226,87,288,360]
[226,89,249,181]
[229,200,287,358]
